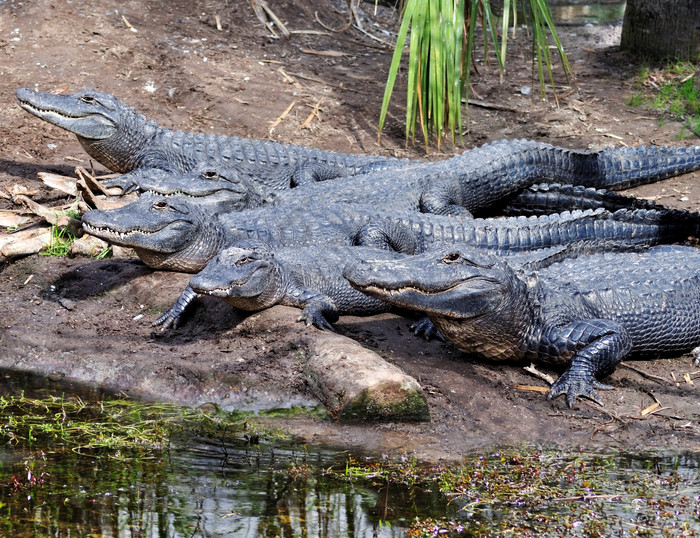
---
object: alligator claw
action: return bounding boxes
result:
[548,371,614,408]
[410,317,445,341]
[298,311,335,332]
[153,311,180,330]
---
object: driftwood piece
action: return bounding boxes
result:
[0,227,52,260]
[303,331,429,422]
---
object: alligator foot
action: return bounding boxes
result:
[693,346,700,367]
[100,173,140,195]
[152,286,199,331]
[547,369,614,408]
[298,307,336,331]
[410,317,445,342]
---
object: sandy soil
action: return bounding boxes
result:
[0,0,698,460]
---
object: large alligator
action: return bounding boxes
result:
[155,242,583,331]
[135,165,674,218]
[16,87,402,196]
[17,88,700,216]
[160,242,408,330]
[80,193,700,273]
[344,244,700,407]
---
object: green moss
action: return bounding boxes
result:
[339,385,429,422]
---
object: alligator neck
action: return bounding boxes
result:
[432,274,537,362]
[77,112,160,173]
[134,219,226,272]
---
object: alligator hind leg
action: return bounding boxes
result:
[356,221,417,254]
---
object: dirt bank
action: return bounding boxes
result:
[0,0,698,459]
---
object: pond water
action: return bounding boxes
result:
[548,0,627,26]
[0,371,699,536]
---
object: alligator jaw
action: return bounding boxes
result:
[81,221,158,244]
[16,88,118,140]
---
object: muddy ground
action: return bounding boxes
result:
[0,0,698,460]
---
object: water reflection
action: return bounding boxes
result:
[1,371,698,536]
[548,0,627,25]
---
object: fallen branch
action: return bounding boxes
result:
[249,0,290,38]
[269,101,296,132]
[300,99,323,130]
[315,9,352,32]
[523,363,556,385]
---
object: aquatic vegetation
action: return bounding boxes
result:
[1,387,698,536]
[341,450,700,536]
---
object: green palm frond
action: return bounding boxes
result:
[379,0,573,148]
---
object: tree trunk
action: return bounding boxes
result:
[621,0,700,60]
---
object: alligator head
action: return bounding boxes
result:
[189,241,284,310]
[137,166,266,211]
[16,87,151,172]
[344,246,535,361]
[81,193,225,272]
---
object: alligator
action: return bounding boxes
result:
[81,193,700,274]
[17,88,700,215]
[16,87,403,196]
[344,244,700,407]
[156,243,407,330]
[134,164,674,219]
[154,242,583,331]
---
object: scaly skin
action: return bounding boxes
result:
[344,244,700,407]
[81,193,700,274]
[499,183,664,216]
[18,88,700,215]
[274,139,700,216]
[16,87,402,195]
[154,243,578,332]
[158,243,406,331]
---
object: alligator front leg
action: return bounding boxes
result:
[286,289,340,331]
[543,319,632,408]
[153,285,200,330]
[100,167,172,195]
[410,316,445,341]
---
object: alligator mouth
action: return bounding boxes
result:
[82,221,161,240]
[18,98,89,120]
[359,283,458,296]
[200,287,234,298]
[144,188,237,198]
[196,265,268,297]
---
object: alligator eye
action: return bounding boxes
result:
[152,200,170,210]
[200,170,219,180]
[235,256,254,266]
[80,95,97,104]
[442,252,462,264]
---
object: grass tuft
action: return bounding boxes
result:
[627,61,700,138]
[379,0,573,148]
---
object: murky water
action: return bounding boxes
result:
[1,371,699,536]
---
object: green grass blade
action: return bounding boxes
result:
[378,0,418,140]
